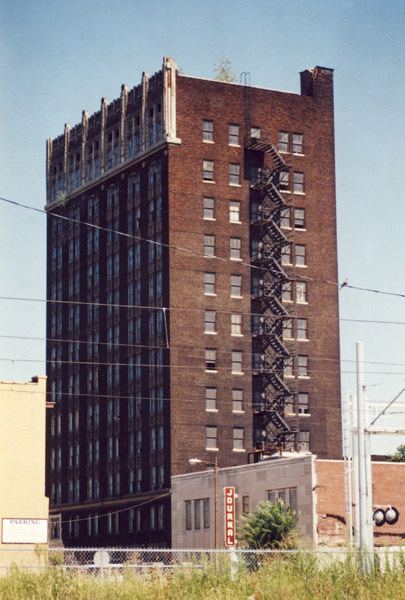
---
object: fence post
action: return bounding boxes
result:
[229,547,238,580]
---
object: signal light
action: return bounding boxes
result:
[373,506,399,527]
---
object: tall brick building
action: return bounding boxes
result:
[46,57,341,547]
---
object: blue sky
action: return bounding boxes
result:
[1,0,405,452]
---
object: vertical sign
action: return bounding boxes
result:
[224,486,236,547]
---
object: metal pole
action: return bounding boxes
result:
[214,455,218,549]
[346,393,354,548]
[352,393,360,546]
[357,342,372,570]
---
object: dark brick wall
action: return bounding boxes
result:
[168,70,341,475]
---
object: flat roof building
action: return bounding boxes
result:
[46,58,341,546]
[0,376,49,569]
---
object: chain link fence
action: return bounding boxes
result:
[0,546,403,574]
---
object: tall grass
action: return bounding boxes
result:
[1,554,405,600]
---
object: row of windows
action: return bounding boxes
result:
[203,197,241,223]
[205,387,244,412]
[202,160,241,185]
[206,426,244,451]
[205,273,242,297]
[205,349,243,373]
[204,311,243,336]
[203,161,305,193]
[281,244,307,267]
[204,235,242,259]
[66,503,165,538]
[202,121,304,155]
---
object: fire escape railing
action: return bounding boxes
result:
[247,136,298,453]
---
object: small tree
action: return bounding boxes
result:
[239,500,297,549]
[390,444,405,462]
[214,59,235,83]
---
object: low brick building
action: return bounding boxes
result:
[171,455,405,548]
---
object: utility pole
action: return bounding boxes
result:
[356,342,373,570]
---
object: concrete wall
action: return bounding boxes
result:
[0,377,49,570]
[171,454,316,548]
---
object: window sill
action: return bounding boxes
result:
[204,255,217,259]
[231,295,243,299]
[205,331,217,335]
[297,338,309,343]
[229,183,241,187]
[204,293,217,297]
[232,371,244,376]
[230,257,242,262]
[292,152,305,157]
[230,220,242,225]
[296,301,309,305]
[228,143,241,148]
[231,333,244,338]
[298,376,310,380]
[232,410,245,415]
[206,408,218,413]
[281,226,292,231]
[203,140,215,144]
[203,217,216,221]
[298,413,311,417]
[233,448,246,453]
[295,264,308,268]
[206,447,219,452]
[203,180,216,184]
[280,189,291,194]
[293,191,306,196]
[205,369,218,374]
[279,150,289,154]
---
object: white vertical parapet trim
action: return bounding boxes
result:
[141,72,149,152]
[63,123,70,194]
[163,56,181,144]
[81,110,89,187]
[311,453,318,546]
[120,84,128,162]
[100,97,108,175]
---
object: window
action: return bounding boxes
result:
[293,172,304,193]
[229,200,241,223]
[250,126,261,139]
[202,120,214,142]
[205,387,217,411]
[268,487,297,512]
[280,208,291,228]
[232,350,243,374]
[231,313,242,336]
[206,426,218,449]
[203,498,210,528]
[229,163,240,185]
[298,393,310,415]
[228,124,240,145]
[205,349,217,371]
[295,244,306,266]
[299,430,310,451]
[185,500,192,530]
[297,318,308,340]
[203,160,214,181]
[282,281,292,302]
[230,238,241,260]
[281,244,292,265]
[242,495,250,514]
[231,274,242,297]
[294,208,305,229]
[204,272,216,295]
[278,131,289,153]
[233,427,244,450]
[232,389,243,412]
[284,357,294,378]
[194,500,201,530]
[204,235,215,257]
[297,355,309,377]
[292,133,303,154]
[283,319,293,339]
[296,281,307,303]
[205,310,216,333]
[203,197,215,219]
[279,170,290,190]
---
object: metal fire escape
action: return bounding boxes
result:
[247,136,298,455]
